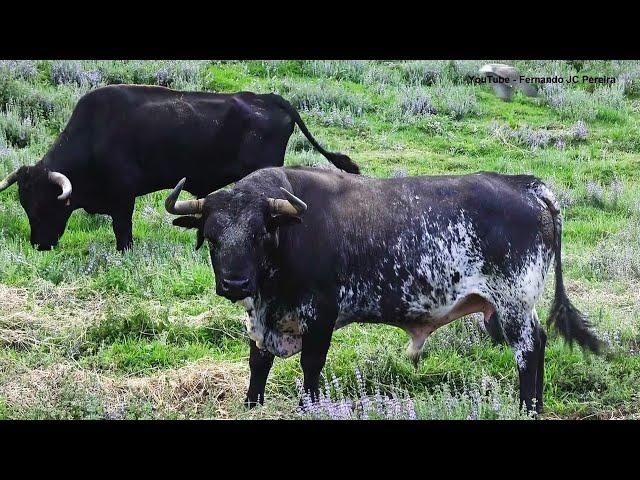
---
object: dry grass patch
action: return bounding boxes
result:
[0,359,248,419]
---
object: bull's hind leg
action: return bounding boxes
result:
[502,307,546,415]
[245,339,275,408]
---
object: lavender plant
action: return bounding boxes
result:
[396,85,436,120]
[274,79,370,116]
[302,60,370,83]
[0,61,38,81]
[433,80,479,119]
[588,218,640,280]
[490,121,588,150]
[297,367,530,420]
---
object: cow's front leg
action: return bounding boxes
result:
[300,306,336,405]
[245,339,275,409]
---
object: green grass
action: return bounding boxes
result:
[0,60,639,419]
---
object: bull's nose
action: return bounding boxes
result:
[219,278,251,300]
[222,278,250,291]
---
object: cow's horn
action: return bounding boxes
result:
[48,171,72,200]
[0,169,19,192]
[165,177,204,215]
[268,187,307,216]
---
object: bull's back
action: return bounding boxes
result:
[67,86,292,196]
[283,169,550,280]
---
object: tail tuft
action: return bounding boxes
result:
[326,152,360,174]
[547,289,602,354]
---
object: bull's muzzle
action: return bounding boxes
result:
[217,276,252,301]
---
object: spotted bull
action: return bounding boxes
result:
[165,166,601,413]
[0,85,359,251]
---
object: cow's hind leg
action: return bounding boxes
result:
[502,307,545,415]
[245,339,275,408]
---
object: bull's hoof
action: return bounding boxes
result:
[244,394,264,409]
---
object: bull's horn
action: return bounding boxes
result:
[48,171,72,200]
[0,169,19,192]
[165,177,204,215]
[268,187,307,216]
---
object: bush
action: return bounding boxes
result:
[396,85,436,120]
[489,120,589,150]
[0,61,38,81]
[0,104,44,148]
[433,80,479,119]
[274,79,370,115]
[540,82,627,121]
[580,177,625,210]
[301,60,370,83]
[303,105,366,129]
[588,220,640,280]
[396,61,451,85]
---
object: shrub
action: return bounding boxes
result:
[0,61,38,81]
[298,368,529,420]
[489,120,589,150]
[581,178,625,209]
[539,82,627,121]
[301,60,370,83]
[396,61,452,85]
[51,61,91,86]
[301,106,364,129]
[362,63,402,91]
[0,104,43,148]
[588,220,640,280]
[433,81,479,119]
[274,79,370,115]
[397,85,436,119]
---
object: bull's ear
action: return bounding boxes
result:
[172,216,205,250]
[266,214,301,232]
[195,229,205,250]
[172,216,201,229]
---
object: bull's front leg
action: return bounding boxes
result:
[300,303,337,405]
[111,201,135,251]
[245,339,275,408]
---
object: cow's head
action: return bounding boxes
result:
[165,178,306,301]
[0,165,73,250]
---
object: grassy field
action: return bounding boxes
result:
[0,60,639,419]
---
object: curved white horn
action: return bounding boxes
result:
[0,169,19,192]
[267,187,307,216]
[48,171,72,200]
[165,178,204,215]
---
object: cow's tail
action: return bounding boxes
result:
[538,186,602,354]
[269,94,360,174]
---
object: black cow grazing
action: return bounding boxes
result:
[0,84,359,251]
[165,167,602,413]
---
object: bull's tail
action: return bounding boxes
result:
[268,94,360,174]
[539,188,602,353]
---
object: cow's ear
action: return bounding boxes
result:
[172,216,201,229]
[266,214,301,232]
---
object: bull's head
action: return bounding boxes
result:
[0,165,73,250]
[165,178,307,301]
